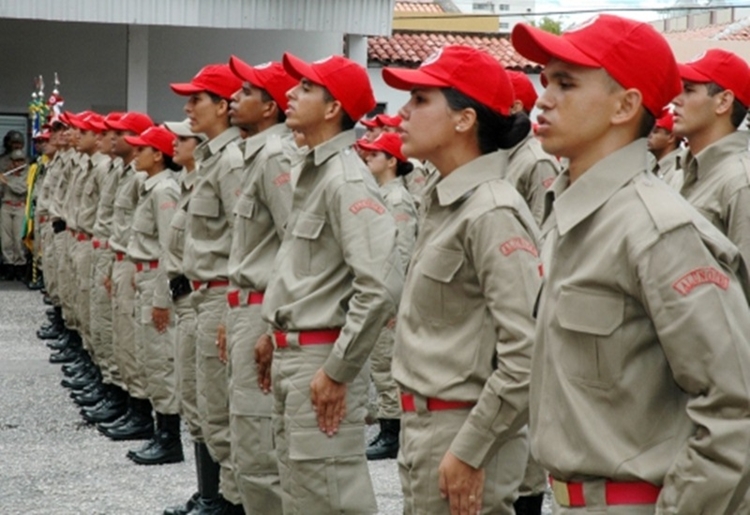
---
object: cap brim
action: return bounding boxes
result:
[361,119,380,128]
[511,23,600,67]
[382,67,451,91]
[163,121,193,138]
[105,119,128,131]
[229,55,262,87]
[357,140,380,152]
[677,63,711,83]
[170,82,204,96]
[124,135,147,147]
[282,53,321,85]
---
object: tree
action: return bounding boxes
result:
[531,16,563,35]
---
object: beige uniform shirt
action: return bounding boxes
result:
[380,178,418,273]
[228,123,294,291]
[37,152,62,218]
[393,152,540,469]
[62,153,89,231]
[503,130,560,227]
[532,139,750,514]
[652,147,683,191]
[109,163,146,254]
[76,152,111,236]
[262,130,403,383]
[49,149,75,221]
[183,127,243,282]
[1,166,28,202]
[680,131,750,268]
[92,158,124,241]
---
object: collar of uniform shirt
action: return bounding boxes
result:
[198,126,241,160]
[553,139,647,237]
[302,129,357,168]
[435,151,509,207]
[180,167,197,192]
[241,122,288,161]
[91,151,111,167]
[141,168,173,193]
[683,130,750,182]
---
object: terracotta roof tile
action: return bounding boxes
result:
[662,22,732,40]
[395,1,445,13]
[368,31,540,70]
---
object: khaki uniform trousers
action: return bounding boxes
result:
[41,223,59,303]
[370,325,401,420]
[174,294,201,441]
[134,268,178,414]
[191,286,240,505]
[1,203,25,265]
[72,239,93,351]
[398,400,528,515]
[90,248,117,385]
[226,303,282,514]
[111,258,147,398]
[272,344,377,515]
[55,231,77,330]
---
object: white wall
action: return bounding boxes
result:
[368,66,411,116]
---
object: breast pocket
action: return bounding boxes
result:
[291,212,327,276]
[556,286,624,389]
[411,246,466,325]
[133,210,157,236]
[190,196,221,239]
[169,210,187,251]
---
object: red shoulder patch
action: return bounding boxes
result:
[394,213,412,223]
[349,198,385,215]
[672,267,729,296]
[413,176,426,184]
[273,172,291,187]
[159,201,176,210]
[499,237,538,258]
[542,176,555,189]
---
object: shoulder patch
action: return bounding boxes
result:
[634,174,692,234]
[672,267,729,296]
[349,198,385,215]
[273,172,291,187]
[499,237,538,257]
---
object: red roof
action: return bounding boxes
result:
[395,1,445,13]
[368,31,540,70]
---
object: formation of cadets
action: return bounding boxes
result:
[22,13,750,515]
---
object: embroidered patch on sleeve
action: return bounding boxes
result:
[349,198,385,215]
[159,201,177,210]
[394,213,412,223]
[542,177,555,189]
[273,172,291,187]
[499,237,539,257]
[672,267,729,296]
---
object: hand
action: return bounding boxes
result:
[309,368,347,436]
[438,451,485,515]
[152,307,170,333]
[216,323,227,364]
[254,333,274,394]
[103,276,112,298]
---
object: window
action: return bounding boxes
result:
[472,2,495,12]
[499,22,510,29]
[498,3,510,10]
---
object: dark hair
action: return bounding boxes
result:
[207,91,230,105]
[322,88,356,131]
[441,88,530,154]
[164,154,181,172]
[382,152,414,176]
[260,89,287,123]
[707,82,748,129]
[638,109,656,139]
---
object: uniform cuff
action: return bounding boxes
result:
[448,420,496,469]
[322,353,362,384]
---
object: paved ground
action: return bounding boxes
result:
[0,280,551,514]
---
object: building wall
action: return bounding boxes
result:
[452,0,536,32]
[368,67,411,117]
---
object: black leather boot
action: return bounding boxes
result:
[81,386,127,423]
[513,493,544,515]
[102,397,154,441]
[366,418,400,460]
[163,441,203,515]
[131,413,184,465]
[38,322,63,340]
[49,345,81,364]
[74,382,109,406]
[188,442,224,514]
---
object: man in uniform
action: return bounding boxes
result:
[170,63,244,514]
[672,49,750,266]
[0,149,29,280]
[647,109,683,190]
[224,56,296,514]
[260,52,403,514]
[512,14,750,513]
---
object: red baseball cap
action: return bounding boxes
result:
[382,45,514,116]
[282,52,376,121]
[361,117,380,129]
[357,132,407,163]
[91,112,125,132]
[507,71,538,113]
[678,49,750,108]
[124,126,176,157]
[106,112,154,134]
[377,114,402,128]
[170,64,242,100]
[512,14,681,116]
[228,57,297,112]
[655,109,674,132]
[33,131,51,141]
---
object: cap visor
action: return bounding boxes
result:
[677,63,711,83]
[382,67,451,91]
[170,82,203,96]
[282,53,321,85]
[357,140,381,152]
[105,119,128,131]
[163,121,193,137]
[124,135,147,147]
[361,119,380,128]
[229,55,262,87]
[511,24,600,67]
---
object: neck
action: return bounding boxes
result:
[205,122,231,141]
[568,130,636,184]
[430,142,482,177]
[146,166,165,178]
[686,123,734,156]
[376,169,398,186]
[651,145,677,162]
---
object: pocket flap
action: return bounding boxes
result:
[557,286,624,336]
[114,196,135,210]
[132,214,155,235]
[292,212,325,240]
[234,196,256,219]
[170,211,186,230]
[289,426,364,460]
[420,246,464,283]
[191,196,220,218]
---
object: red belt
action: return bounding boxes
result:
[135,260,159,272]
[92,238,109,250]
[114,252,126,262]
[227,289,265,308]
[274,329,341,349]
[549,476,661,507]
[400,392,475,412]
[3,200,24,207]
[77,232,91,242]
[40,216,48,223]
[191,280,230,291]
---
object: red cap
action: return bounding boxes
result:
[512,14,681,116]
[33,131,51,141]
[106,112,154,134]
[678,49,750,108]
[377,114,402,128]
[91,112,125,132]
[655,109,674,132]
[282,53,376,121]
[170,64,242,100]
[68,111,101,132]
[357,132,407,162]
[507,71,538,113]
[124,126,176,157]
[229,57,297,112]
[361,117,380,129]
[382,45,514,116]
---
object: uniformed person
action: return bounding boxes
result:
[124,126,183,465]
[382,45,539,515]
[260,52,403,515]
[170,63,245,514]
[647,109,683,190]
[25,131,52,289]
[512,14,750,513]
[673,49,750,267]
[0,149,29,279]
[356,132,418,462]
[224,56,296,514]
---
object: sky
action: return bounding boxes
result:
[532,0,696,26]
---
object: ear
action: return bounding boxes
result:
[453,107,478,134]
[215,98,230,118]
[611,88,643,127]
[324,99,344,123]
[153,149,165,164]
[714,89,735,116]
[263,100,279,121]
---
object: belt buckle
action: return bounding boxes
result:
[551,478,572,507]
